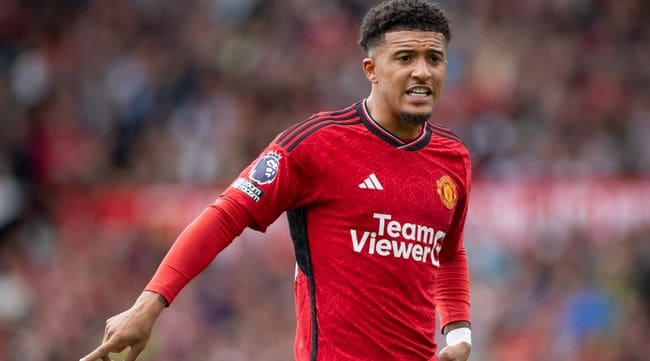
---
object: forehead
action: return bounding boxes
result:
[380,30,447,52]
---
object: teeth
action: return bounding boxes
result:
[408,88,430,96]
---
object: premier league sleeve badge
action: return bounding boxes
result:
[249,151,282,185]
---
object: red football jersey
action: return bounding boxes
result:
[219,100,472,360]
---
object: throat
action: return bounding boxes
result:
[364,97,426,141]
[396,124,423,142]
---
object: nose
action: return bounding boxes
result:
[411,58,432,80]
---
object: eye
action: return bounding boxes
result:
[430,55,442,64]
[397,54,411,63]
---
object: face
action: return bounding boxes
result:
[363,31,447,124]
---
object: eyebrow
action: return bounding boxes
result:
[392,48,445,56]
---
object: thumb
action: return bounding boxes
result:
[438,342,471,361]
[438,346,453,361]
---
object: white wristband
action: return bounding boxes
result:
[445,327,472,346]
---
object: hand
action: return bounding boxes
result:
[80,291,166,361]
[438,342,471,361]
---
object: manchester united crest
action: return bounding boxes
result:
[436,175,458,209]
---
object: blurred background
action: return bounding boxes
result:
[0,0,649,360]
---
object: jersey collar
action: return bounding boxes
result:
[357,99,431,151]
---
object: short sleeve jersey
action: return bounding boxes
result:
[220,100,471,361]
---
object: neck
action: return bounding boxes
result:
[365,95,422,140]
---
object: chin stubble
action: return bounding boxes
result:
[399,112,431,126]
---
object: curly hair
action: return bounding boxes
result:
[358,0,451,52]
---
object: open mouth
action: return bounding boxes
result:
[406,86,432,97]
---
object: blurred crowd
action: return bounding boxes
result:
[0,0,649,360]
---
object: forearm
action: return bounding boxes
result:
[145,197,251,304]
[436,247,471,330]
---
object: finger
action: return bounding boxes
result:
[438,344,470,361]
[81,352,111,361]
[438,347,453,361]
[112,344,128,353]
[124,344,146,361]
[80,339,122,361]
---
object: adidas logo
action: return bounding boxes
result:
[358,173,383,190]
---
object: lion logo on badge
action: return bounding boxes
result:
[436,175,458,209]
[249,151,281,185]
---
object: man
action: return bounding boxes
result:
[81,0,472,360]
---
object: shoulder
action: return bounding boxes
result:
[426,121,465,147]
[273,102,362,152]
[427,121,470,156]
[426,121,472,183]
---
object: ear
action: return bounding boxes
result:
[362,57,378,84]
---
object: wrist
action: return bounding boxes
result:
[134,291,167,317]
[445,327,472,347]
